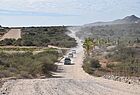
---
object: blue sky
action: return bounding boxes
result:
[0,0,140,26]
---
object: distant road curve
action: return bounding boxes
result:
[0,29,21,41]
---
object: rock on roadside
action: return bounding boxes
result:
[103,75,140,85]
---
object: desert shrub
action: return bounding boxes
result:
[106,46,140,76]
[0,70,12,78]
[19,26,77,48]
[0,27,77,48]
[107,46,136,62]
[0,50,60,78]
[18,71,33,79]
[106,64,116,69]
[42,61,57,74]
[0,39,16,46]
[83,57,101,74]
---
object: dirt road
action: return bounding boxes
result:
[0,27,140,95]
[0,29,21,41]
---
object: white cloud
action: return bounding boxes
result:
[0,0,140,26]
[0,0,65,11]
[0,0,81,15]
[0,0,80,16]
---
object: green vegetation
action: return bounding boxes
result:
[106,46,140,77]
[0,39,16,46]
[82,29,140,77]
[79,23,140,77]
[83,37,95,56]
[0,49,60,78]
[0,26,76,79]
[0,26,77,48]
[83,57,101,75]
[0,47,41,52]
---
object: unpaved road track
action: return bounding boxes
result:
[0,29,21,41]
[0,27,140,95]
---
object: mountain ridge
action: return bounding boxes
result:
[84,15,140,26]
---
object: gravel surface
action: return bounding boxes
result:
[103,75,140,85]
[0,27,140,95]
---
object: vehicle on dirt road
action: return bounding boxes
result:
[64,57,71,65]
[68,53,74,58]
[72,50,76,54]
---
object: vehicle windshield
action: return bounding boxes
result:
[65,58,71,60]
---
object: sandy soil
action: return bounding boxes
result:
[0,29,21,41]
[0,27,140,95]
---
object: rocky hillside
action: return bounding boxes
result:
[76,15,140,44]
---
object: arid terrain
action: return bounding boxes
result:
[0,27,140,95]
[0,29,21,41]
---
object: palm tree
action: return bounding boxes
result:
[83,37,94,56]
